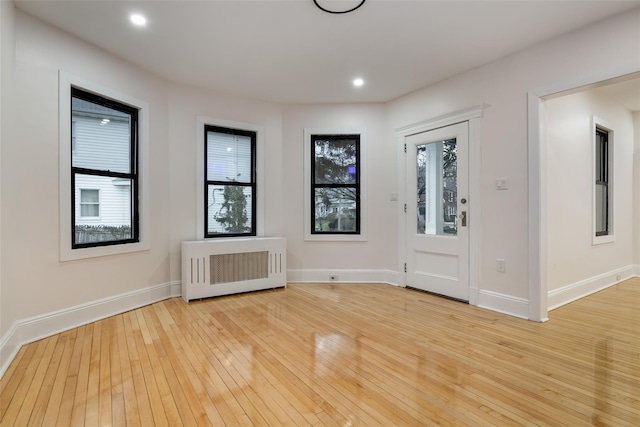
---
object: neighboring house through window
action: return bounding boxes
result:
[71,87,139,248]
[311,134,361,235]
[80,189,100,218]
[204,125,257,238]
[71,120,77,152]
[303,129,367,242]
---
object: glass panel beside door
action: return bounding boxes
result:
[416,138,457,236]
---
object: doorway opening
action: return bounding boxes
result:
[529,70,640,321]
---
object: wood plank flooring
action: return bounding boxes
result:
[1,279,638,426]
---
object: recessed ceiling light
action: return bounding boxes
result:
[353,78,365,87]
[130,13,147,27]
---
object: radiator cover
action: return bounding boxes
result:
[181,237,286,301]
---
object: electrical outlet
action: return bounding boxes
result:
[330,275,339,281]
[496,259,506,272]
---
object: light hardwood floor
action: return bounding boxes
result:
[1,279,638,426]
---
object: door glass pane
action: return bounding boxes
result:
[416,139,457,236]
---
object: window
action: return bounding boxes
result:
[60,73,149,261]
[71,87,138,248]
[80,189,99,218]
[595,128,608,236]
[304,129,367,242]
[593,118,613,243]
[204,125,257,237]
[310,134,361,235]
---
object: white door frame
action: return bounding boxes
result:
[396,105,483,306]
[527,64,640,322]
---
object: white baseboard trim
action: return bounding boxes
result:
[288,272,531,319]
[477,290,529,320]
[287,269,402,286]
[634,264,640,276]
[170,280,183,297]
[0,281,178,379]
[7,268,632,377]
[547,264,635,311]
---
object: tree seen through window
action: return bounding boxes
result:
[311,135,360,234]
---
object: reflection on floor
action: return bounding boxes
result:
[1,279,638,426]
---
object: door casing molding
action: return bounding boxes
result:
[528,65,640,322]
[395,105,483,306]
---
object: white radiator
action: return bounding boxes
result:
[181,237,286,301]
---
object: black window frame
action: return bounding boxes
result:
[71,87,139,249]
[204,125,257,238]
[310,134,361,235]
[595,127,609,237]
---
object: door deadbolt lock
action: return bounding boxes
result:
[460,198,467,204]
[459,211,467,227]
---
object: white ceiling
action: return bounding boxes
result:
[14,0,640,104]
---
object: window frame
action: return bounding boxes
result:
[70,87,139,249]
[196,117,265,240]
[304,128,367,242]
[203,125,257,238]
[71,120,77,153]
[310,134,361,235]
[59,72,150,261]
[592,116,614,245]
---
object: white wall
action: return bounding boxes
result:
[1,3,639,373]
[386,8,640,316]
[281,103,397,282]
[0,8,288,372]
[2,10,171,332]
[0,0,16,343]
[545,89,635,304]
[167,85,284,283]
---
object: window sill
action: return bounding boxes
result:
[592,234,615,245]
[61,241,149,262]
[304,233,367,242]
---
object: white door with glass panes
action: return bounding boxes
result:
[405,122,469,301]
